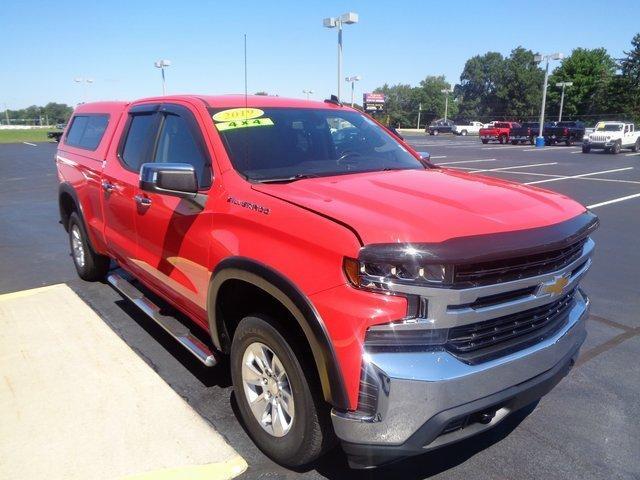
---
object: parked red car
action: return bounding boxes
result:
[479,121,520,144]
[56,95,596,469]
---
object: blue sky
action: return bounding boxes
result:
[1,0,639,109]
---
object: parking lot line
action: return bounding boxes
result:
[625,152,640,157]
[482,145,530,150]
[524,167,634,185]
[438,158,497,165]
[470,162,557,173]
[430,155,447,159]
[22,142,37,147]
[587,192,640,209]
[522,147,580,153]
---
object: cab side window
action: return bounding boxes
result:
[154,113,211,188]
[121,113,157,171]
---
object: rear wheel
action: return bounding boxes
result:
[433,129,439,136]
[231,315,335,468]
[582,145,591,153]
[460,130,467,136]
[481,139,488,144]
[529,137,535,145]
[498,135,505,144]
[565,139,573,146]
[68,212,110,281]
[511,140,518,145]
[632,139,640,152]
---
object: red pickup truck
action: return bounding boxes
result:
[56,95,597,469]
[479,121,520,144]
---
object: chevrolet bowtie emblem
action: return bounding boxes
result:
[539,275,570,296]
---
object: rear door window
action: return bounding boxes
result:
[120,113,158,171]
[65,114,109,150]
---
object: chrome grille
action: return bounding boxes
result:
[446,290,576,364]
[590,134,609,142]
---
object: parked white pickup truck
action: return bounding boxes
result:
[582,122,640,154]
[453,121,484,136]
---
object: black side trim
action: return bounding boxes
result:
[359,211,598,265]
[207,257,350,409]
[58,182,98,252]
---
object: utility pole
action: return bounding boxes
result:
[441,89,452,122]
[417,103,422,130]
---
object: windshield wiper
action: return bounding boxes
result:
[256,173,321,184]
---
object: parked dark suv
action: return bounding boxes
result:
[426,119,455,135]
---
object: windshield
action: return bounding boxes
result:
[596,124,623,131]
[210,107,423,182]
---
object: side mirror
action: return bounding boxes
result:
[140,163,198,199]
[417,151,432,168]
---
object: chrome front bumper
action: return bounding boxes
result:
[332,289,589,451]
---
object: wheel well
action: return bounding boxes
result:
[59,192,77,231]
[215,279,316,362]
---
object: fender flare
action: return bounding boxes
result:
[208,257,350,410]
[58,182,101,253]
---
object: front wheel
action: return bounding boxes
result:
[632,139,640,152]
[68,212,110,281]
[481,139,489,144]
[611,141,621,154]
[433,129,439,136]
[460,130,467,136]
[582,145,591,153]
[498,135,505,144]
[231,315,335,468]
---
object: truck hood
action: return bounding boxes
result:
[252,169,586,245]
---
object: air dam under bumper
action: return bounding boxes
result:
[332,290,589,469]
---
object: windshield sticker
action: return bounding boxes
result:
[212,108,264,123]
[215,117,274,132]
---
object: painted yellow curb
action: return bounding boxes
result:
[0,283,60,301]
[122,456,248,480]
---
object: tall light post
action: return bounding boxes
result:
[534,52,564,148]
[302,89,314,100]
[441,88,452,122]
[154,59,171,95]
[74,77,94,103]
[345,75,361,107]
[556,81,573,122]
[323,12,358,102]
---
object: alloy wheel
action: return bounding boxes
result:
[71,224,85,269]
[241,342,295,437]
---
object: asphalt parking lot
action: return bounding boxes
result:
[1,138,639,479]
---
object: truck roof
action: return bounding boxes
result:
[73,95,344,113]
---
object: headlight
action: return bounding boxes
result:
[343,257,449,291]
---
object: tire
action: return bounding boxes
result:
[565,139,573,146]
[68,211,110,281]
[529,137,535,145]
[231,315,335,468]
[461,130,467,136]
[582,145,591,153]
[433,129,439,136]
[511,140,518,145]
[611,141,621,154]
[481,139,488,144]
[498,135,505,144]
[632,139,640,152]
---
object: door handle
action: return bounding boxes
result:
[134,195,152,207]
[101,180,115,192]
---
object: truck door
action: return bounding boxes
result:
[132,103,213,324]
[102,104,160,271]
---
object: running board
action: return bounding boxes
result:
[107,272,217,367]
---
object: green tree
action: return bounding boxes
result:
[455,52,506,121]
[498,47,544,120]
[373,83,416,127]
[413,75,457,124]
[614,33,640,122]
[547,48,617,121]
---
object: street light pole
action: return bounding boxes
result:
[154,59,171,95]
[534,52,564,148]
[417,103,422,130]
[302,89,314,100]
[74,77,94,103]
[441,88,452,122]
[345,75,361,107]
[323,13,358,102]
[556,81,573,122]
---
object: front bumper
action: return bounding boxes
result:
[331,290,589,468]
